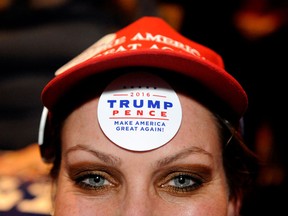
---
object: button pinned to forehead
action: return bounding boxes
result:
[97,72,182,151]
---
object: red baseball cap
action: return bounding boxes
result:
[41,16,248,122]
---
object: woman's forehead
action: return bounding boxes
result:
[62,86,221,161]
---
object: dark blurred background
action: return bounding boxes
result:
[0,0,288,215]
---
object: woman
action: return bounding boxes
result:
[38,16,257,215]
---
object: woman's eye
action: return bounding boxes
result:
[82,174,110,187]
[161,173,204,193]
[75,172,114,190]
[169,175,195,188]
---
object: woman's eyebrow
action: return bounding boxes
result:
[156,147,212,168]
[64,144,121,166]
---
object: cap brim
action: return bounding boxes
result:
[42,49,247,121]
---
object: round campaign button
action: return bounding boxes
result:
[97,72,182,151]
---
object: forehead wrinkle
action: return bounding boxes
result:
[64,144,121,166]
[156,146,212,168]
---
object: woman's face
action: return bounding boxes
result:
[53,91,240,216]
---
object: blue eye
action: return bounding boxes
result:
[75,172,113,190]
[160,173,203,194]
[81,174,109,187]
[169,174,196,188]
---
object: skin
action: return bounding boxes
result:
[52,91,240,216]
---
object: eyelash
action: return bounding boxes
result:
[74,171,116,191]
[160,172,204,194]
[73,170,204,195]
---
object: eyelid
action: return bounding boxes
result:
[155,165,212,187]
[160,171,206,184]
[67,162,122,185]
[75,171,117,188]
[156,164,212,178]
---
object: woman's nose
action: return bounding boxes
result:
[120,184,156,216]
